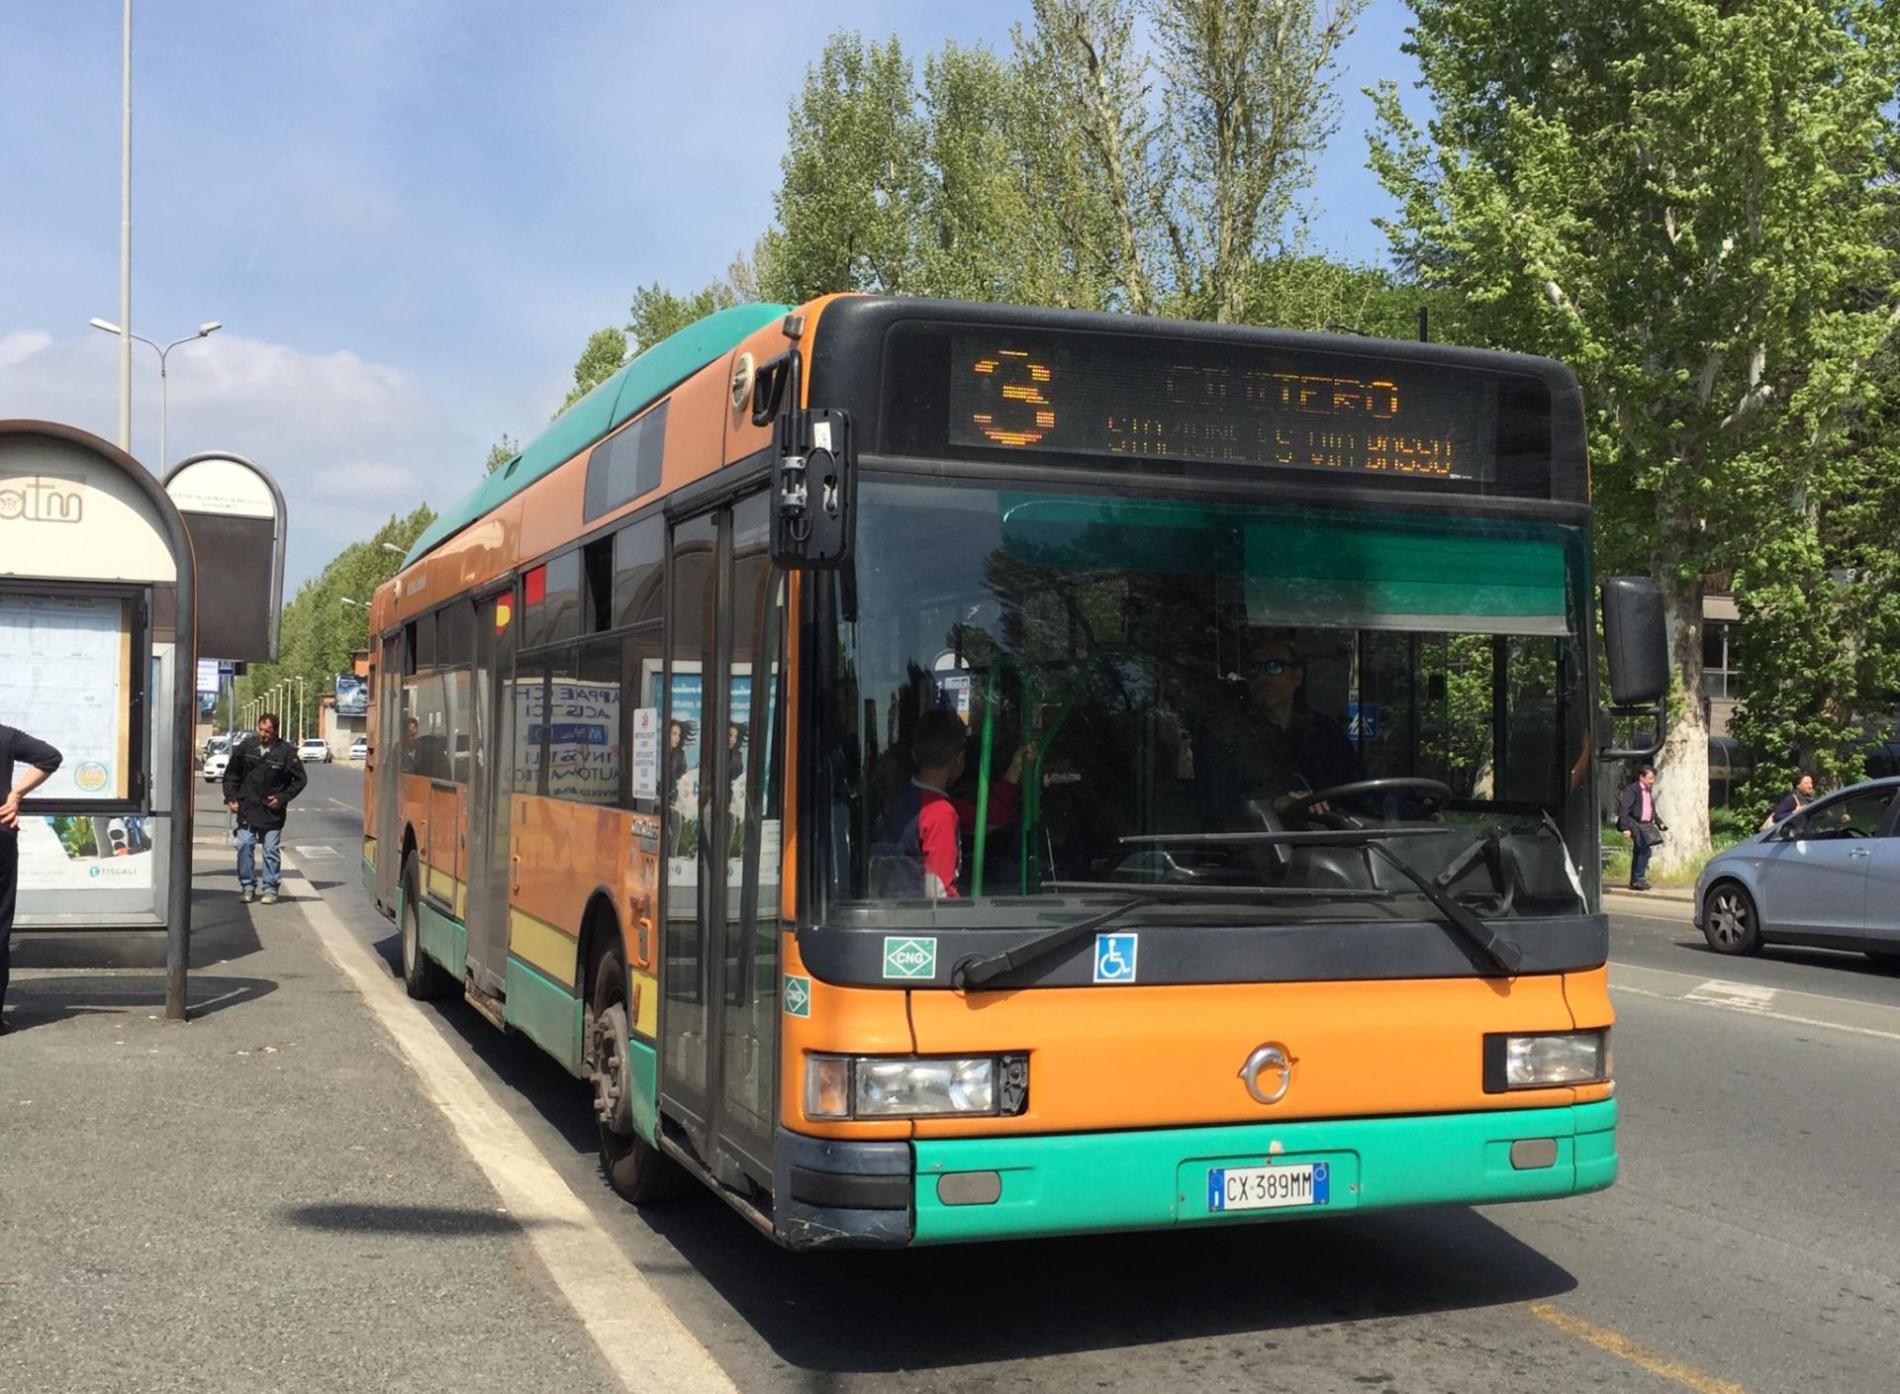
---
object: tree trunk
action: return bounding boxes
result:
[1649,567,1711,874]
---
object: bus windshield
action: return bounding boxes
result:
[818,478,1596,927]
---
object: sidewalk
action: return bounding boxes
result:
[1,848,624,1394]
[1602,881,1696,922]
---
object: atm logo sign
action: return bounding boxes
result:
[0,473,85,525]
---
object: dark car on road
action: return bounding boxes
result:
[1695,776,1900,965]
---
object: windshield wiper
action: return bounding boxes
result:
[1362,839,1521,974]
[949,882,1398,991]
[950,895,1153,991]
[1124,829,1523,975]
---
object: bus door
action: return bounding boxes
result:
[661,491,784,1191]
[373,631,404,914]
[464,587,514,994]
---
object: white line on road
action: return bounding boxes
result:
[1612,962,1900,1044]
[292,845,340,857]
[1684,979,1777,1011]
[284,853,739,1394]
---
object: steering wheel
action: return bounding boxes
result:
[1280,777,1453,823]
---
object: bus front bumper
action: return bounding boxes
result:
[773,1099,1616,1249]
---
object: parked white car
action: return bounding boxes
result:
[348,738,369,761]
[202,749,230,783]
[298,737,333,764]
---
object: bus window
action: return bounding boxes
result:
[821,480,1593,919]
[583,403,667,522]
[509,654,548,796]
[611,516,664,629]
[522,552,582,651]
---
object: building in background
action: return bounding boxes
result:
[319,651,371,758]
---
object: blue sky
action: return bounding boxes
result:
[0,0,1425,587]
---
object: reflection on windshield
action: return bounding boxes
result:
[818,480,1594,922]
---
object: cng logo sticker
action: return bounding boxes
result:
[1093,932,1138,984]
[783,974,812,1018]
[882,936,938,980]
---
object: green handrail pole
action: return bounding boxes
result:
[971,664,1001,896]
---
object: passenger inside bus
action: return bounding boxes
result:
[869,708,1031,899]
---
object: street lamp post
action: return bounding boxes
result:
[89,317,221,472]
[294,676,307,743]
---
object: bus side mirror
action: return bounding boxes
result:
[772,407,855,569]
[1599,576,1668,759]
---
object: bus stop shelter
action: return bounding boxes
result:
[1,420,197,1019]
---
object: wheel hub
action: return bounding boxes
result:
[592,1003,632,1135]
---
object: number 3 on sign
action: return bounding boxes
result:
[968,348,1056,447]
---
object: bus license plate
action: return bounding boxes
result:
[1206,1161,1329,1213]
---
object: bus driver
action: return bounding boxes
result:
[1199,629,1358,821]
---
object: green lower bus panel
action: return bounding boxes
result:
[504,957,584,1075]
[415,900,466,980]
[911,1099,1617,1244]
[628,1039,659,1144]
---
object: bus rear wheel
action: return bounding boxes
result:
[399,853,455,1000]
[591,949,685,1204]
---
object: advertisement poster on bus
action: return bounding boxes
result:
[334,673,368,718]
[512,676,621,805]
[655,662,779,909]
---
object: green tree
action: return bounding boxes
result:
[627,281,739,355]
[1370,0,1900,870]
[758,3,1367,321]
[769,33,927,300]
[483,433,520,476]
[238,506,437,735]
[1729,349,1900,807]
[556,328,630,416]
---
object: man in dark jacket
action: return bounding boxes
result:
[1615,763,1664,891]
[222,712,307,905]
[2,722,63,1033]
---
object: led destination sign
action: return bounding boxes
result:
[944,330,1504,484]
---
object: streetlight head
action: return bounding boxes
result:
[381,543,405,555]
[90,317,123,334]
[198,321,222,337]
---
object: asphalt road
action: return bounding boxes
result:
[270,764,1900,1393]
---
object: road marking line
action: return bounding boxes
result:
[1613,983,1900,1044]
[283,853,738,1394]
[1685,979,1777,1011]
[292,845,340,857]
[1528,1303,1746,1394]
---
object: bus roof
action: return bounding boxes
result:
[401,300,793,567]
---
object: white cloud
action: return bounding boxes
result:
[0,329,52,370]
[0,329,477,586]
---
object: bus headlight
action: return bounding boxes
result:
[804,1054,1029,1119]
[1484,1030,1610,1091]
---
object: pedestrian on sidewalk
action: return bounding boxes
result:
[1765,772,1815,829]
[222,712,306,906]
[1615,763,1666,891]
[1,723,63,1034]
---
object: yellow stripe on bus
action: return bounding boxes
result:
[632,967,658,1038]
[509,908,578,988]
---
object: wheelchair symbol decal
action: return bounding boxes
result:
[1093,932,1139,984]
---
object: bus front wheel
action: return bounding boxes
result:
[400,854,456,1000]
[591,949,686,1204]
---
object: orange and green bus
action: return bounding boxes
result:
[363,296,1661,1248]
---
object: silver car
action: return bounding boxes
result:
[1695,776,1900,964]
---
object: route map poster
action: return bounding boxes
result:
[0,591,134,802]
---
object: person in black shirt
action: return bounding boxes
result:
[222,712,307,905]
[1198,629,1359,823]
[1,723,64,1033]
